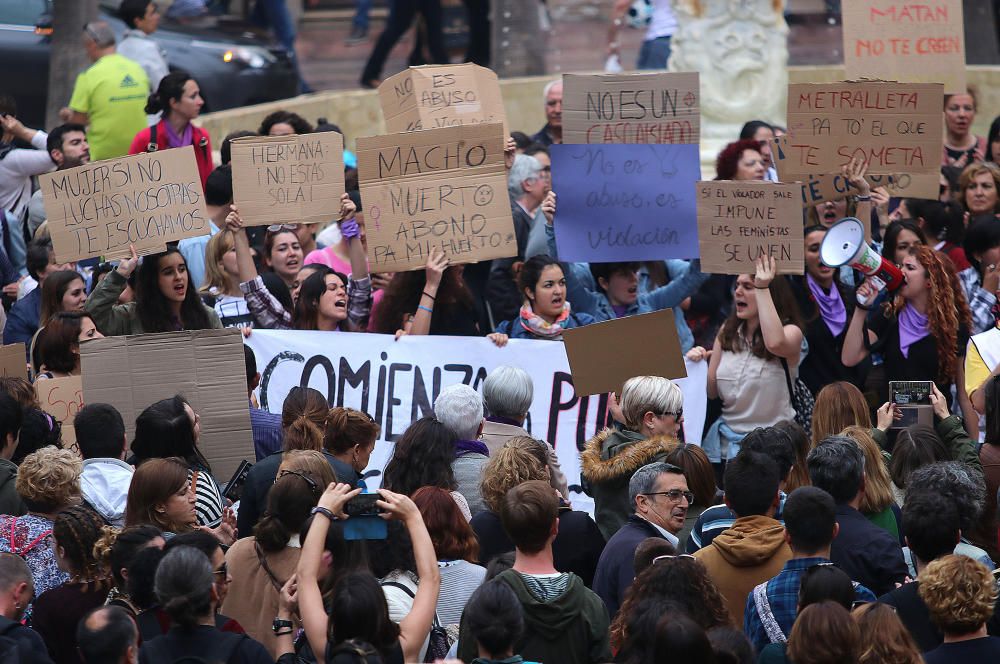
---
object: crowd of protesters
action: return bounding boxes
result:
[3,4,1000,661]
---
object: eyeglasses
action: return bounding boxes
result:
[266,224,299,232]
[661,409,683,422]
[652,554,696,565]
[644,489,695,505]
[276,469,320,494]
[213,562,228,578]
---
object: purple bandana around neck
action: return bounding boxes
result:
[163,120,193,149]
[898,302,930,358]
[805,274,847,338]
[454,439,490,458]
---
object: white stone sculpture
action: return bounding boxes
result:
[669,0,789,172]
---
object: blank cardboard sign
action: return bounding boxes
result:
[230,132,346,227]
[356,122,517,272]
[79,329,252,480]
[39,146,210,263]
[563,309,686,396]
[0,345,27,380]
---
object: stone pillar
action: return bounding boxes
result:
[668,0,789,175]
[491,0,550,77]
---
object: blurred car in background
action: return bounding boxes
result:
[0,0,299,129]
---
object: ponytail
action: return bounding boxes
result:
[284,414,324,451]
[145,71,193,117]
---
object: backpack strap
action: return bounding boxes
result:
[254,540,284,593]
[381,580,442,629]
[147,123,159,153]
[752,581,786,644]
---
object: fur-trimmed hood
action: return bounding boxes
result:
[580,427,679,484]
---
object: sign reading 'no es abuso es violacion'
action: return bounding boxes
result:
[356,123,516,272]
[230,132,346,227]
[550,143,701,262]
[40,146,209,263]
[697,180,804,275]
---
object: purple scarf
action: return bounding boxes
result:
[806,275,847,338]
[163,120,192,149]
[898,303,930,358]
[454,439,490,458]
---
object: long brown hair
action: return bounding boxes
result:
[125,457,195,533]
[39,270,85,326]
[885,245,971,383]
[852,602,923,664]
[412,486,479,562]
[841,426,894,515]
[717,275,803,360]
[811,382,872,447]
[281,387,329,452]
[787,602,860,664]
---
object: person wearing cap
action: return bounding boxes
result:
[60,22,149,161]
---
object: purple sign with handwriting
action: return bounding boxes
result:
[550,143,700,262]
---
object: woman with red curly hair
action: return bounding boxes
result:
[843,244,973,411]
[714,139,767,181]
[411,486,486,629]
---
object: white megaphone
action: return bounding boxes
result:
[820,217,904,305]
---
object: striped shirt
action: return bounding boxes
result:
[189,468,225,528]
[687,491,787,553]
[518,572,571,602]
[436,560,486,626]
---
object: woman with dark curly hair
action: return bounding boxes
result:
[843,244,973,413]
[258,110,314,136]
[611,554,730,652]
[85,246,222,336]
[381,416,458,496]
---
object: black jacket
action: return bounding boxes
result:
[592,515,665,617]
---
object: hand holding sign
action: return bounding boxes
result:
[117,244,140,278]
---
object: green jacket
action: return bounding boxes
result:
[457,570,610,664]
[0,459,24,517]
[872,415,982,475]
[85,269,223,336]
[580,427,677,540]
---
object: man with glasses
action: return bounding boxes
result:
[693,450,792,626]
[593,461,691,617]
[744,486,875,653]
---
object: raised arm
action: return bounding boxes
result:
[296,483,362,659]
[845,157,872,239]
[225,208,259,283]
[841,279,880,367]
[407,248,448,337]
[752,255,803,362]
[339,195,368,282]
[84,244,139,337]
[377,489,441,663]
[228,208,292,329]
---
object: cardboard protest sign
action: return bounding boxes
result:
[0,345,27,380]
[562,309,686,396]
[35,376,83,450]
[379,64,508,136]
[79,329,252,479]
[770,137,941,206]
[843,0,965,94]
[784,82,943,177]
[697,180,804,275]
[230,133,346,227]
[562,72,700,145]
[550,143,700,261]
[39,146,210,263]
[356,123,516,272]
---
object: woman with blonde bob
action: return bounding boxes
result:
[0,447,82,607]
[958,161,1000,217]
[472,437,605,585]
[852,602,923,664]
[581,374,681,539]
[198,230,253,328]
[841,426,901,540]
[919,554,1000,661]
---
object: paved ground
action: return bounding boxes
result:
[298,13,844,91]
